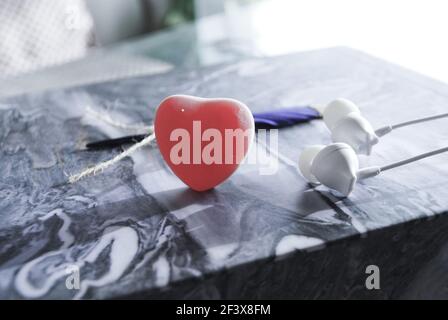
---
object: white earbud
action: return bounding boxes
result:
[323,99,379,155]
[298,143,380,196]
[323,98,448,155]
[299,142,448,197]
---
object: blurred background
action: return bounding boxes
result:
[1,0,448,97]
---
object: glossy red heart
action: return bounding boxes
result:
[154,95,254,191]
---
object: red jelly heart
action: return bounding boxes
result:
[154,95,254,191]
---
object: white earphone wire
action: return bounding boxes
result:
[375,112,448,137]
[391,112,448,129]
[380,146,448,172]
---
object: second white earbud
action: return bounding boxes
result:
[298,143,380,196]
[323,99,379,155]
[298,142,448,197]
[323,98,448,156]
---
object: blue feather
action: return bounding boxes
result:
[253,106,321,129]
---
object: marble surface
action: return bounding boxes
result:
[0,47,448,299]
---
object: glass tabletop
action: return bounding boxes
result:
[2,0,448,99]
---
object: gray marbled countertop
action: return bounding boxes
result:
[1,47,448,299]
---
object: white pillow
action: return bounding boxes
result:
[0,0,94,78]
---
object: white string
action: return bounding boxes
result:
[86,106,153,133]
[69,133,156,183]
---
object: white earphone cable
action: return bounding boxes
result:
[380,146,448,172]
[375,112,448,137]
[391,112,448,129]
